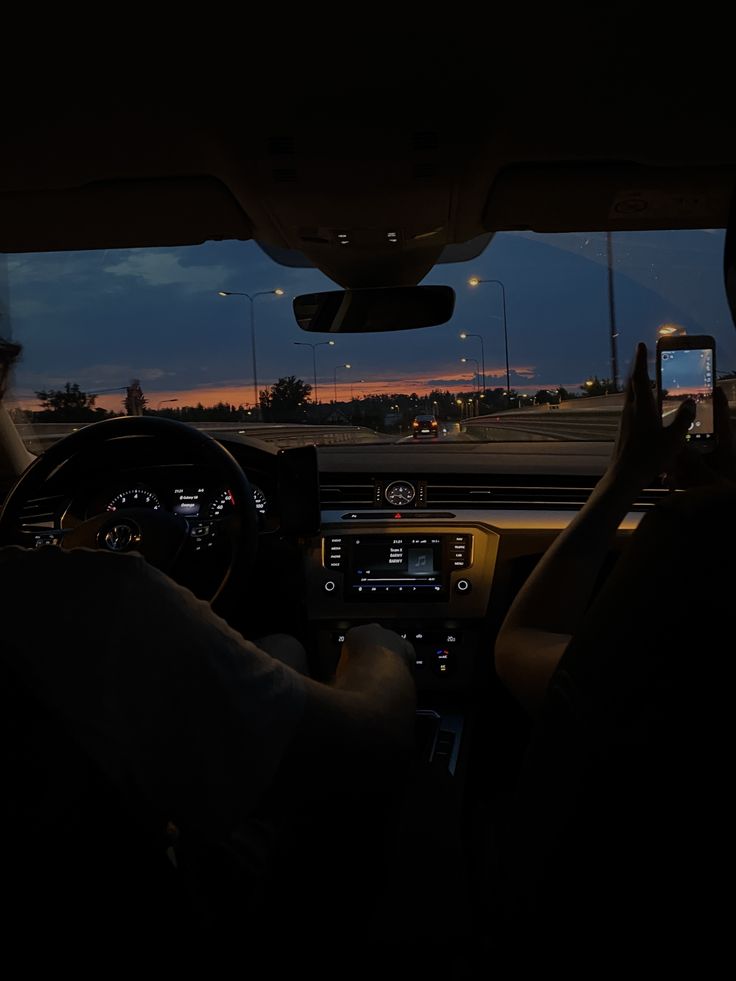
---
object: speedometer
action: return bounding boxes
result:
[252,486,267,516]
[207,487,267,518]
[107,488,161,511]
[208,489,235,518]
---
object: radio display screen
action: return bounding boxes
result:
[349,535,445,598]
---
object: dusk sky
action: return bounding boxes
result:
[4,229,735,411]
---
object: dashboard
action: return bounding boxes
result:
[11,432,652,704]
[304,441,653,697]
[5,430,655,775]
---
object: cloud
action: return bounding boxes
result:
[14,364,173,397]
[84,364,171,383]
[486,364,538,379]
[103,251,232,291]
[5,255,94,285]
[8,298,57,319]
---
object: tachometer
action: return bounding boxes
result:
[107,488,161,511]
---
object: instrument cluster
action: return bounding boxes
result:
[84,482,268,522]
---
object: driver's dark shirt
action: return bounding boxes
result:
[0,544,306,837]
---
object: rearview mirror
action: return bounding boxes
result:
[293,285,455,333]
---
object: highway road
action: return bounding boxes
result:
[13,406,736,451]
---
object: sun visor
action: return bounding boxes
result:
[0,177,252,253]
[484,165,736,233]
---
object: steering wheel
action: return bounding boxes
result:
[0,416,258,602]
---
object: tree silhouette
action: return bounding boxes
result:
[35,382,112,421]
[36,382,97,413]
[260,376,312,421]
[123,379,147,416]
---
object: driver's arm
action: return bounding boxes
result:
[1,546,414,838]
[282,623,416,798]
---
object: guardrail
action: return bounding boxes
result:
[14,421,387,452]
[463,405,736,442]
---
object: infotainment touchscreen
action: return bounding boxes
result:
[349,535,445,598]
[323,533,472,600]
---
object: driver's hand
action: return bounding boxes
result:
[339,623,415,671]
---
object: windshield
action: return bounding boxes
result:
[3,230,735,451]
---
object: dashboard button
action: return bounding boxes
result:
[324,580,337,593]
[455,579,471,593]
[433,649,454,675]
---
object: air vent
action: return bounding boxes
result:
[425,479,668,511]
[19,494,68,528]
[267,136,295,155]
[320,479,374,509]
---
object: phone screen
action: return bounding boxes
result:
[659,347,714,439]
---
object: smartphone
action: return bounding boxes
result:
[656,334,716,450]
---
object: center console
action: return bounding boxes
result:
[304,518,499,696]
[305,516,499,783]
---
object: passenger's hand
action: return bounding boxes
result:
[608,342,695,490]
[664,386,736,490]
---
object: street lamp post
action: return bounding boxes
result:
[157,398,178,411]
[460,356,481,395]
[606,232,620,392]
[293,339,335,404]
[468,278,511,404]
[333,363,351,403]
[459,331,486,393]
[217,288,284,417]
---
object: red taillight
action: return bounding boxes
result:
[431,420,438,427]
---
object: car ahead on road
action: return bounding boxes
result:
[0,37,735,971]
[411,414,439,438]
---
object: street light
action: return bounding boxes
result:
[468,278,511,404]
[157,398,178,411]
[460,356,481,395]
[217,288,285,416]
[334,363,351,403]
[293,339,336,404]
[459,331,486,393]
